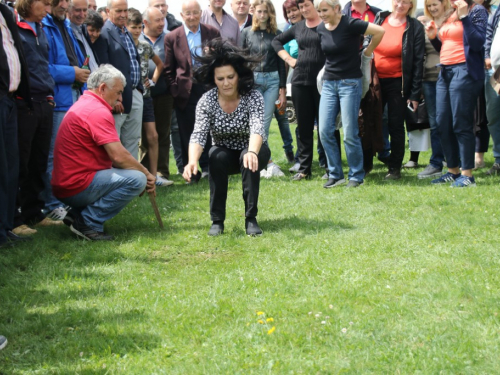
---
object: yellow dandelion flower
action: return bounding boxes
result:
[256,311,264,315]
[266,317,274,323]
[267,326,276,335]
[258,319,264,324]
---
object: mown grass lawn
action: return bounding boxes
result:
[1,123,500,374]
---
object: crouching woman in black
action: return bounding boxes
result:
[183,39,270,236]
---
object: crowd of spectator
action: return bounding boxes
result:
[1,0,500,239]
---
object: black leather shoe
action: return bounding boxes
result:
[245,218,262,236]
[70,214,114,241]
[7,231,32,242]
[208,221,224,236]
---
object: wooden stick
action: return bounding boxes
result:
[148,192,164,229]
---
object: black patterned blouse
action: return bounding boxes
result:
[190,88,266,150]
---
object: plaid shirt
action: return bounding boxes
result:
[112,23,140,88]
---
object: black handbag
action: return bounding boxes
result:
[405,98,430,132]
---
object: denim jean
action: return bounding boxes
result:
[273,106,294,153]
[436,63,483,171]
[485,68,500,164]
[254,71,280,138]
[42,88,80,212]
[422,81,444,169]
[319,78,364,182]
[59,168,146,232]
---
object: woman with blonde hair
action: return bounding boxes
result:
[315,0,385,187]
[412,0,451,178]
[368,0,425,180]
[239,0,289,178]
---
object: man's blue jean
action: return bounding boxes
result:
[485,68,500,164]
[436,63,483,171]
[42,88,80,212]
[58,168,146,232]
[254,71,280,138]
[319,78,364,182]
[422,81,445,169]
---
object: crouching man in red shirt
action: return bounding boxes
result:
[51,64,156,241]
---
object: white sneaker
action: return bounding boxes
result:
[403,161,418,168]
[156,175,174,186]
[46,206,67,221]
[260,168,269,178]
[266,163,285,178]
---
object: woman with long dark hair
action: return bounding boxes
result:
[184,39,270,236]
[425,0,488,186]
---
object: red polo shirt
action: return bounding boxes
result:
[351,4,376,22]
[52,91,120,198]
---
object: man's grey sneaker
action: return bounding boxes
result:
[417,164,442,179]
[321,173,329,180]
[70,214,114,241]
[323,178,346,188]
[245,218,262,236]
[451,175,476,188]
[485,163,500,176]
[46,206,67,221]
[156,175,174,186]
[289,162,300,173]
[431,172,461,184]
[384,168,401,180]
[208,221,224,236]
[0,336,7,350]
[346,180,363,188]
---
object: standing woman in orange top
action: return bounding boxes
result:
[370,0,425,180]
[425,0,488,187]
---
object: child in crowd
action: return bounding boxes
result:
[127,9,172,186]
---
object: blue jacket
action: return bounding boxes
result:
[17,20,55,99]
[42,14,85,111]
[485,6,500,59]
[431,5,488,81]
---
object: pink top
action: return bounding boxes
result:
[439,18,466,65]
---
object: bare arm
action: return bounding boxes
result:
[103,142,156,194]
[243,134,263,172]
[151,54,163,84]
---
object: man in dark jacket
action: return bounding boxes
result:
[68,0,99,71]
[13,0,57,234]
[149,0,181,33]
[0,2,32,247]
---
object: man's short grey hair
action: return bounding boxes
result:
[314,0,340,11]
[107,0,125,10]
[142,7,151,22]
[87,64,127,90]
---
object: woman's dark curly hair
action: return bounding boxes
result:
[193,38,263,96]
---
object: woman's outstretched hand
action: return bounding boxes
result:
[244,151,259,172]
[183,162,198,183]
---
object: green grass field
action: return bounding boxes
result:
[1,123,500,373]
